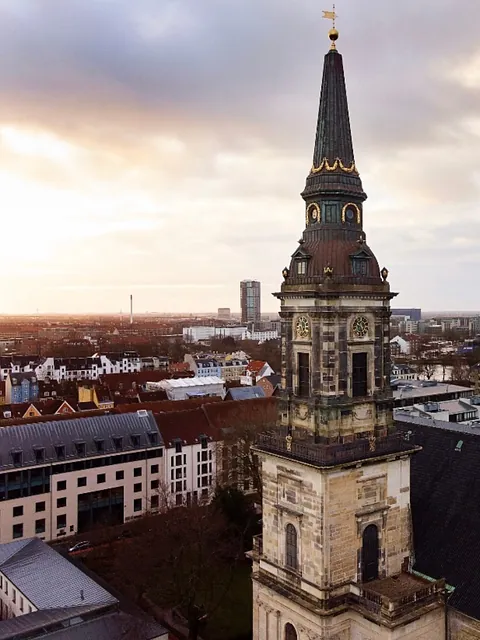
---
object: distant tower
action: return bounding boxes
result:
[240,280,261,324]
[130,295,133,325]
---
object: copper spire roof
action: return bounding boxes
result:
[302,46,366,201]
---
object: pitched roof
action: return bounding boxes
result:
[246,360,267,374]
[226,386,265,401]
[0,412,162,471]
[155,408,219,447]
[0,537,117,610]
[116,397,221,414]
[395,417,480,618]
[203,397,278,432]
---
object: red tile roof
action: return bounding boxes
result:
[246,360,267,374]
[203,397,278,431]
[115,396,222,415]
[155,408,219,447]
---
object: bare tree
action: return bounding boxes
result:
[451,356,471,384]
[99,503,243,640]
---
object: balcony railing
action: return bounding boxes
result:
[255,428,416,467]
[352,577,445,619]
[252,534,263,558]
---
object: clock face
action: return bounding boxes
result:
[295,315,310,339]
[352,316,369,338]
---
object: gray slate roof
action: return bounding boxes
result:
[226,386,265,400]
[0,411,163,472]
[0,538,117,610]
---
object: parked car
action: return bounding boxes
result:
[68,541,91,553]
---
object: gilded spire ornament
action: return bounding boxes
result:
[322,4,339,49]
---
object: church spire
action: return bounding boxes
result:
[302,28,366,201]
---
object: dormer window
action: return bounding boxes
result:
[34,447,45,463]
[131,434,140,448]
[95,439,105,453]
[352,258,369,277]
[200,435,208,449]
[112,436,123,451]
[55,444,66,460]
[147,432,158,446]
[11,451,23,467]
[297,261,307,276]
[75,442,86,457]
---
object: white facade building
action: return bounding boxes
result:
[390,335,411,355]
[183,326,247,342]
[245,329,279,342]
[0,412,165,545]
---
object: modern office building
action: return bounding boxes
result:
[240,280,261,324]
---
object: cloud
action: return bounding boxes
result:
[0,0,479,312]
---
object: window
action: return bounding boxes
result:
[147,432,158,445]
[175,441,182,454]
[175,481,183,493]
[5,583,7,595]
[151,479,159,490]
[13,506,23,518]
[352,258,369,276]
[35,501,45,513]
[55,444,66,459]
[285,623,298,640]
[352,352,368,397]
[112,436,123,451]
[75,442,86,456]
[11,451,22,467]
[12,589,16,604]
[134,483,142,493]
[97,473,106,484]
[285,524,298,571]
[57,497,67,508]
[151,495,159,509]
[131,435,140,447]
[116,470,124,480]
[35,519,46,534]
[12,524,23,539]
[175,494,183,506]
[34,448,45,463]
[133,498,142,512]
[57,480,66,491]
[57,514,66,529]
[19,597,23,612]
[134,467,142,477]
[77,477,87,487]
[95,439,104,453]
[175,454,182,466]
[151,464,159,474]
[297,261,306,276]
[200,436,208,449]
[297,353,310,397]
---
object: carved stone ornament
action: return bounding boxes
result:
[295,404,309,421]
[295,315,310,339]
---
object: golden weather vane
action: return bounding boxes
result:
[322,4,339,49]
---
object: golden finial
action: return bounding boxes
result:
[322,4,339,49]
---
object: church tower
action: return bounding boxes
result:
[251,24,446,640]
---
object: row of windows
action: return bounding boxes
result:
[12,435,160,466]
[0,575,33,614]
[13,498,151,539]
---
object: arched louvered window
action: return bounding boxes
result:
[285,523,298,570]
[285,622,298,640]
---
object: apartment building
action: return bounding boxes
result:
[0,352,142,383]
[0,412,165,544]
[157,409,218,507]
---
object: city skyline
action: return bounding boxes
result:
[1,1,479,313]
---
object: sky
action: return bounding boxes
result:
[1,0,480,315]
